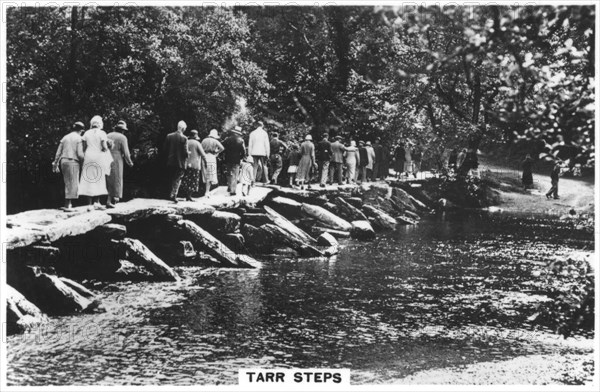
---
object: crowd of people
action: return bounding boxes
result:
[53,118,430,209]
[53,116,567,209]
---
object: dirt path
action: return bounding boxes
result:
[477,157,595,216]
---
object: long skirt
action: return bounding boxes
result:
[404,161,413,173]
[202,154,218,184]
[180,168,200,195]
[61,160,81,199]
[296,155,313,182]
[522,170,533,187]
[79,149,111,197]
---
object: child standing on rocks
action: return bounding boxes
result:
[239,155,254,196]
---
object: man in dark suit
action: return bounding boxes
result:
[316,133,332,187]
[163,120,189,203]
[222,126,246,195]
[372,137,383,181]
[329,135,346,185]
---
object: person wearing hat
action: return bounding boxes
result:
[286,143,302,187]
[106,120,134,208]
[316,133,332,187]
[365,141,376,182]
[180,130,207,201]
[222,126,246,195]
[248,121,270,183]
[372,137,383,181]
[163,120,190,203]
[358,140,368,184]
[53,121,85,210]
[394,140,406,179]
[239,155,254,196]
[329,135,346,185]
[295,134,316,190]
[79,115,113,209]
[269,131,288,185]
[345,140,360,184]
[201,129,225,197]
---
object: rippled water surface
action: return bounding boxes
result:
[7,212,594,385]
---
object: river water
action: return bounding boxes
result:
[7,211,594,385]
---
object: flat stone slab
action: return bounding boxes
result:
[6,209,112,249]
[5,187,273,249]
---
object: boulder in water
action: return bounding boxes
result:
[350,220,376,240]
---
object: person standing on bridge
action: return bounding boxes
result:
[106,120,134,208]
[269,131,287,185]
[222,126,246,195]
[248,121,270,183]
[394,141,405,179]
[163,120,189,203]
[53,121,85,210]
[316,133,332,187]
[296,134,316,190]
[180,130,206,201]
[79,115,113,210]
[372,137,383,181]
[365,141,375,182]
[329,135,346,185]
[201,129,225,198]
[345,140,360,184]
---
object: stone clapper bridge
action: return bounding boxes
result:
[4,180,432,335]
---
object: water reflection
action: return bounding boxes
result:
[7,211,594,385]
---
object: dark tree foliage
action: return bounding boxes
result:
[6,5,595,211]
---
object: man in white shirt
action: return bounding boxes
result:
[247,121,270,183]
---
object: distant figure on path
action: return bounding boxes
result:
[222,126,246,195]
[287,144,301,187]
[329,135,346,185]
[546,161,562,200]
[163,120,189,203]
[394,142,405,178]
[180,130,206,201]
[106,120,134,208]
[201,129,225,198]
[79,115,113,210]
[521,154,534,190]
[372,137,383,181]
[296,135,316,190]
[365,141,375,182]
[316,133,332,187]
[269,131,287,185]
[52,121,85,210]
[239,155,254,196]
[248,121,270,183]
[345,140,360,184]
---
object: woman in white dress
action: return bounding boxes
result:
[79,115,113,209]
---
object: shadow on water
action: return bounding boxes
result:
[7,211,594,385]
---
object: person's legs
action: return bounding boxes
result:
[262,156,269,183]
[252,156,261,182]
[319,161,329,186]
[170,167,185,201]
[205,180,212,197]
[553,181,559,199]
[372,162,379,181]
